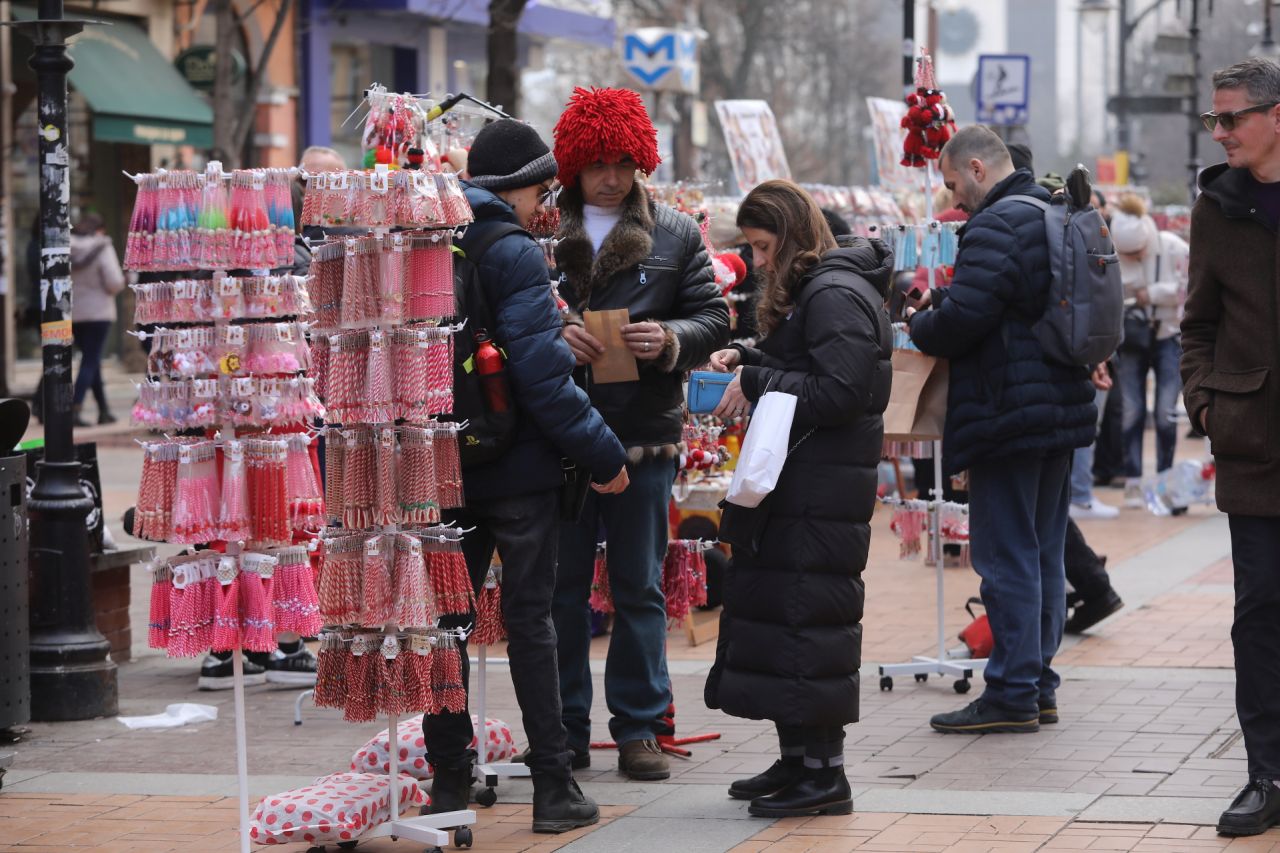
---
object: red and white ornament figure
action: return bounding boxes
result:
[900,50,957,169]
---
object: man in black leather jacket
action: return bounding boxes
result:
[548,87,728,781]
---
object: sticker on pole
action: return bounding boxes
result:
[976,54,1030,126]
[40,320,72,346]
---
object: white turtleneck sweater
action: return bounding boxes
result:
[583,204,622,254]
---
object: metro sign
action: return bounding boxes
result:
[622,28,700,93]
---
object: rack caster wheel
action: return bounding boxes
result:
[338,843,358,851]
[879,676,893,691]
[454,826,473,848]
[954,678,971,694]
[425,847,444,853]
[914,673,928,683]
[306,847,326,853]
[475,786,497,807]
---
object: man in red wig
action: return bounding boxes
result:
[548,87,728,781]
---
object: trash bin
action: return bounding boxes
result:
[0,453,30,730]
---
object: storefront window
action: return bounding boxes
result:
[330,42,396,168]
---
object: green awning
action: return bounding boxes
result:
[12,8,213,146]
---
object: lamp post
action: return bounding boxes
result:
[11,0,116,721]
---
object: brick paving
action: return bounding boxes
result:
[4,430,1274,851]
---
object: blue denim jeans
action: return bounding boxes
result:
[968,451,1071,712]
[1070,387,1108,505]
[1120,336,1183,477]
[553,455,676,749]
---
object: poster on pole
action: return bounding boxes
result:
[714,100,791,196]
[865,96,916,192]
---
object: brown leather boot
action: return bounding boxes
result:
[617,739,669,781]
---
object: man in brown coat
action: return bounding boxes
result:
[1183,57,1280,837]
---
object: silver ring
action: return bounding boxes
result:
[644,341,651,352]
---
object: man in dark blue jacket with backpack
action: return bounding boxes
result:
[907,126,1096,734]
[422,118,630,834]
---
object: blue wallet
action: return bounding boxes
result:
[687,371,732,413]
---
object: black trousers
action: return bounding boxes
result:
[423,489,571,780]
[1064,518,1113,601]
[1229,514,1280,781]
[777,723,845,766]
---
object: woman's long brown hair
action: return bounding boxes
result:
[736,180,837,336]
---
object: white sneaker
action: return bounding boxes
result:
[1069,501,1120,520]
[1123,479,1144,509]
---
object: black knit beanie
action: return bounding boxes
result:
[466,119,558,191]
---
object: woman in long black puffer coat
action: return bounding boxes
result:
[704,179,892,819]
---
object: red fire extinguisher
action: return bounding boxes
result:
[473,333,510,413]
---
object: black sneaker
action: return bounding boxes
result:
[1065,590,1124,634]
[930,698,1040,734]
[262,646,318,686]
[197,653,267,690]
[1038,697,1058,725]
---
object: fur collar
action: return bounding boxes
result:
[555,182,655,310]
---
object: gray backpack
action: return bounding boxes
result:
[1002,193,1123,367]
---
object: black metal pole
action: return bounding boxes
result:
[1188,0,1202,204]
[24,0,116,721]
[1117,0,1131,155]
[903,0,915,94]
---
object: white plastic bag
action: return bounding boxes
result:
[117,703,218,729]
[726,390,798,508]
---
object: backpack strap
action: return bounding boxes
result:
[456,222,529,265]
[997,194,1050,213]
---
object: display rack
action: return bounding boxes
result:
[876,149,987,695]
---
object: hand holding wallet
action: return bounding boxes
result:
[687,371,732,414]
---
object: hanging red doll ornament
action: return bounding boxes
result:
[900,50,957,168]
[712,251,748,297]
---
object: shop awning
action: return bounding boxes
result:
[12,8,214,147]
[329,0,615,48]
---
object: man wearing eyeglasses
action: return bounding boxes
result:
[1183,57,1280,838]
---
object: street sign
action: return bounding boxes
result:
[976,54,1030,126]
[620,28,700,94]
[1107,94,1186,115]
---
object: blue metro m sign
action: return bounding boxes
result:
[621,28,700,94]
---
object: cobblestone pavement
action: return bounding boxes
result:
[4,429,1276,851]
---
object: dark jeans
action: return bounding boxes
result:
[1094,359,1125,483]
[1229,514,1280,781]
[1064,517,1112,601]
[423,489,571,780]
[72,320,111,409]
[553,455,676,749]
[1120,336,1183,477]
[968,450,1071,712]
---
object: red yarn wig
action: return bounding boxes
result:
[553,87,661,188]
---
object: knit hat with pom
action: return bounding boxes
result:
[552,87,661,188]
[466,119,558,192]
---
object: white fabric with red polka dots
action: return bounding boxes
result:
[249,771,426,846]
[350,716,515,781]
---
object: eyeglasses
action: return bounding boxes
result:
[1200,102,1280,132]
[537,183,560,206]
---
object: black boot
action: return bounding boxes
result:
[747,766,853,818]
[531,771,599,834]
[728,758,803,801]
[423,762,473,818]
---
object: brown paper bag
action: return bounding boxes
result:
[883,349,948,441]
[583,309,640,383]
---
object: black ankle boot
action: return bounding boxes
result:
[423,763,473,818]
[531,772,599,834]
[728,758,804,801]
[748,766,853,818]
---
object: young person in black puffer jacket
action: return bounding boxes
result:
[703,180,892,819]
